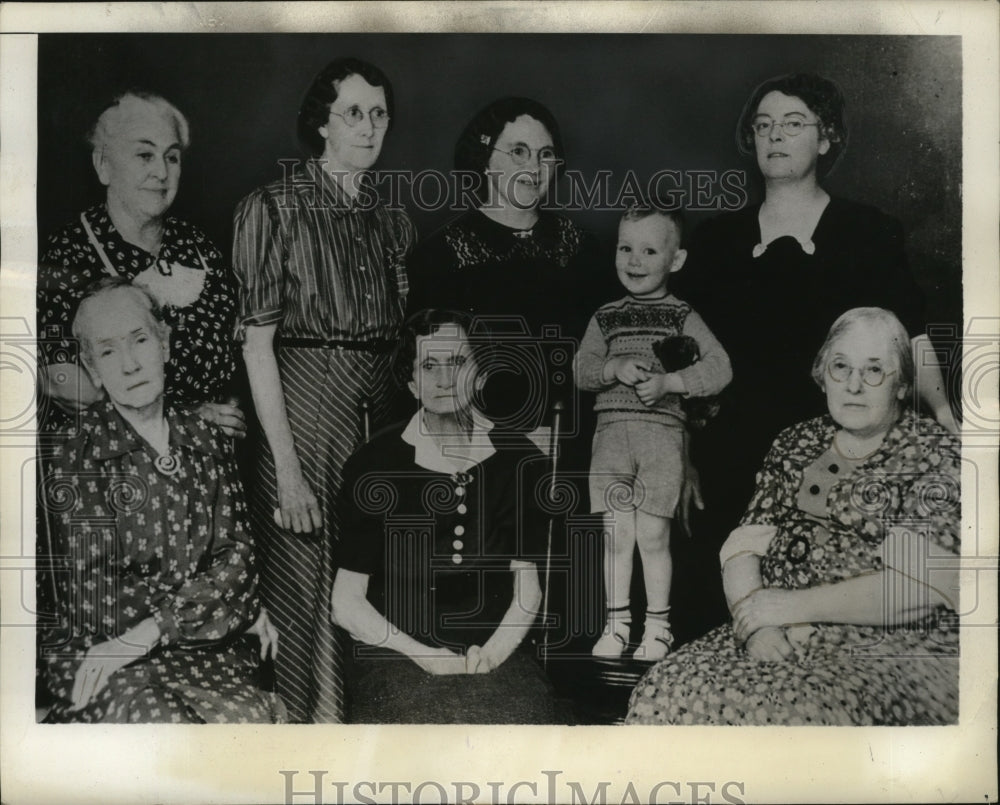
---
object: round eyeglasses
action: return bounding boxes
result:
[330,105,390,129]
[827,359,895,387]
[752,118,821,138]
[492,143,559,166]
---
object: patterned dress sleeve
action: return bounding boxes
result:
[880,423,962,609]
[37,232,92,367]
[231,187,286,340]
[737,424,807,529]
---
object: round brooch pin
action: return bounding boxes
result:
[154,453,181,477]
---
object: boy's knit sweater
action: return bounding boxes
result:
[574,294,732,425]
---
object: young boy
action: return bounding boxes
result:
[574,204,732,660]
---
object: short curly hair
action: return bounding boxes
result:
[811,306,914,399]
[453,96,565,203]
[297,57,395,156]
[72,277,169,365]
[89,90,190,155]
[736,73,848,179]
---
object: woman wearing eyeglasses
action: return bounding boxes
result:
[406,96,609,435]
[626,307,959,725]
[232,57,416,723]
[671,74,958,638]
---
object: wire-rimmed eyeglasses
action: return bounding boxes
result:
[492,143,560,166]
[827,359,895,387]
[330,105,390,129]
[752,118,821,138]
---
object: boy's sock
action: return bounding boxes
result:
[636,607,674,661]
[592,603,631,658]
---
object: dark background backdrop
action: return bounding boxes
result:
[37,33,962,336]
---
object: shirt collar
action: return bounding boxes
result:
[86,203,177,258]
[401,408,496,474]
[304,159,381,218]
[81,399,225,461]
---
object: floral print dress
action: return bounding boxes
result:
[626,411,960,726]
[39,401,285,723]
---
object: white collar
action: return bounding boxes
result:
[401,408,497,475]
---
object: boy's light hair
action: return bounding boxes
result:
[620,202,685,246]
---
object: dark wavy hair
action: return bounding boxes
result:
[297,57,395,155]
[736,73,848,179]
[394,308,485,388]
[453,96,565,203]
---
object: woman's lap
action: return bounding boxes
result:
[348,651,559,724]
[46,643,285,724]
[626,623,958,726]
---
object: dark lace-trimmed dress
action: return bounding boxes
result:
[37,204,238,431]
[407,208,610,433]
[39,402,285,723]
[626,411,959,726]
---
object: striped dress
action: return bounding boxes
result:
[232,159,416,722]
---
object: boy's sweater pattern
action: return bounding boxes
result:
[574,295,732,424]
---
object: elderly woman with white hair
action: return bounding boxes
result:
[626,307,960,726]
[37,90,243,436]
[39,277,283,723]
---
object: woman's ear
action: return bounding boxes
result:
[80,355,103,390]
[407,378,418,401]
[818,137,831,156]
[92,148,111,187]
[317,125,328,141]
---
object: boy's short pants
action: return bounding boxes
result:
[588,418,686,518]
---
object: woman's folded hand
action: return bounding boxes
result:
[197,400,248,439]
[414,646,469,675]
[465,644,502,674]
[744,626,794,662]
[732,588,797,642]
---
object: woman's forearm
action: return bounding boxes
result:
[242,325,299,470]
[330,574,441,661]
[792,569,950,626]
[722,553,764,612]
[480,562,542,665]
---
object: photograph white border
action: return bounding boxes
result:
[1,3,997,803]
